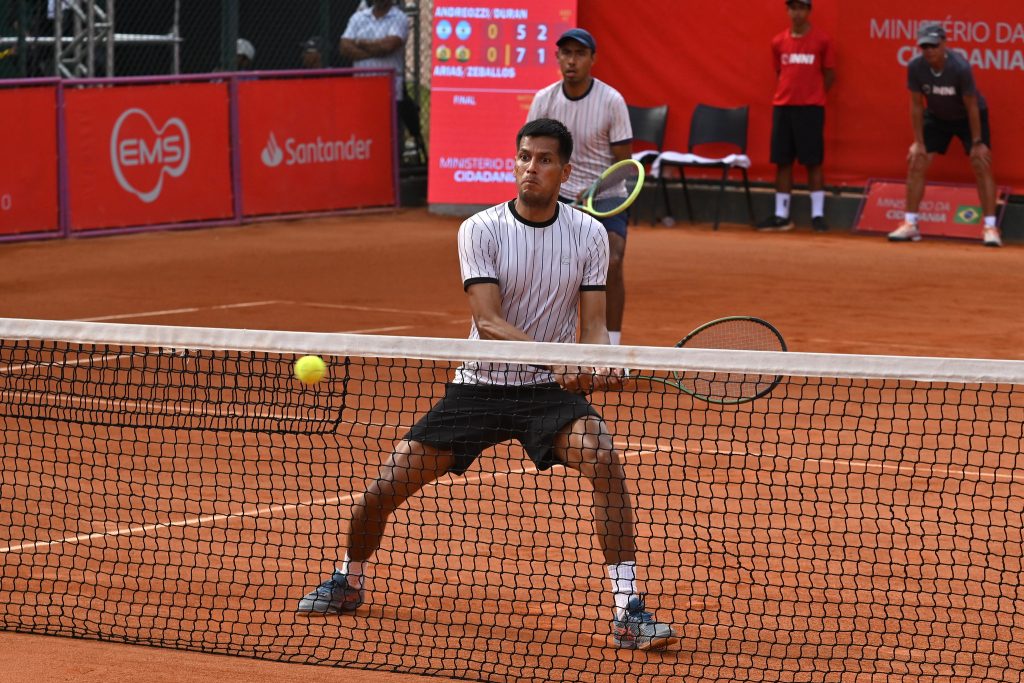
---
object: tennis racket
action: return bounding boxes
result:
[631,316,787,404]
[570,159,645,218]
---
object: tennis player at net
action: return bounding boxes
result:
[297,118,677,651]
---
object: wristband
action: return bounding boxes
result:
[972,139,984,146]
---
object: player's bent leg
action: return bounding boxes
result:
[555,416,677,650]
[605,230,627,337]
[554,415,635,563]
[296,441,456,614]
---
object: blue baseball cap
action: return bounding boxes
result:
[556,28,596,53]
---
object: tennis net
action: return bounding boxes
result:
[1,317,1022,682]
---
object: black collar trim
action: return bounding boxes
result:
[508,200,558,228]
[561,78,595,102]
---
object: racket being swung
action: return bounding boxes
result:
[536,316,786,403]
[630,316,787,404]
[569,159,645,218]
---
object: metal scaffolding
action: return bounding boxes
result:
[0,0,182,77]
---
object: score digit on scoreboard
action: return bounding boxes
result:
[427,1,577,208]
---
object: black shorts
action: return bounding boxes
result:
[403,382,600,475]
[924,109,991,155]
[770,105,825,167]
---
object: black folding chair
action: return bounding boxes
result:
[657,104,755,230]
[627,104,669,225]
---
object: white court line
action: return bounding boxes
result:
[335,325,416,335]
[622,437,1023,484]
[0,446,656,554]
[77,301,280,323]
[3,436,1016,555]
[300,301,455,318]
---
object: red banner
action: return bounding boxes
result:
[855,180,1010,239]
[239,76,395,216]
[427,0,577,206]
[581,0,1024,192]
[0,86,59,235]
[64,83,233,231]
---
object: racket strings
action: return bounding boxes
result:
[674,318,786,402]
[591,165,641,202]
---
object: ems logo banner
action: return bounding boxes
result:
[855,179,1009,241]
[65,83,233,231]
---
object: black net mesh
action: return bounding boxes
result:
[2,337,1023,682]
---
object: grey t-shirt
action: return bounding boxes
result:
[907,50,987,121]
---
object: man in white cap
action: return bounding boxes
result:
[888,23,1001,247]
[236,38,255,70]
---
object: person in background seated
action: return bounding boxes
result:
[887,23,1001,247]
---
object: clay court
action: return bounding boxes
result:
[1,211,1022,682]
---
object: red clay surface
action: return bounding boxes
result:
[1,210,1022,682]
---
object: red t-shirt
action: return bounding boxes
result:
[772,25,836,106]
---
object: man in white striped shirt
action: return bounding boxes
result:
[527,28,633,347]
[298,118,676,651]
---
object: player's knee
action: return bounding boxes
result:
[969,154,989,174]
[908,155,929,175]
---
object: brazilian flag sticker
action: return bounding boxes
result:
[955,205,982,224]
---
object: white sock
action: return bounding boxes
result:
[905,212,919,225]
[608,331,621,345]
[608,561,637,618]
[775,193,791,219]
[810,191,825,218]
[984,215,996,228]
[337,554,365,588]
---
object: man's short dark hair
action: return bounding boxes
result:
[516,118,573,164]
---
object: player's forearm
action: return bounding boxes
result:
[355,37,403,57]
[474,315,534,343]
[339,40,371,61]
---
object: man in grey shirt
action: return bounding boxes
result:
[888,23,1001,247]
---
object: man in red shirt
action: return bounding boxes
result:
[757,0,836,232]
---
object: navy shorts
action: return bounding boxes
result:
[924,109,991,155]
[403,382,600,475]
[562,196,629,239]
[770,105,825,167]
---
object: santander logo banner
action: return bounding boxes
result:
[239,76,395,216]
[110,108,191,203]
[259,130,373,169]
[65,82,233,230]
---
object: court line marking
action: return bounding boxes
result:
[77,301,280,322]
[0,447,654,555]
[75,301,460,323]
[3,435,1016,555]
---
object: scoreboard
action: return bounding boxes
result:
[427,1,577,207]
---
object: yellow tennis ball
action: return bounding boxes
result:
[294,355,327,385]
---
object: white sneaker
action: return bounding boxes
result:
[983,226,1003,248]
[887,222,921,242]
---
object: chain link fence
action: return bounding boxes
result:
[1,0,437,166]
